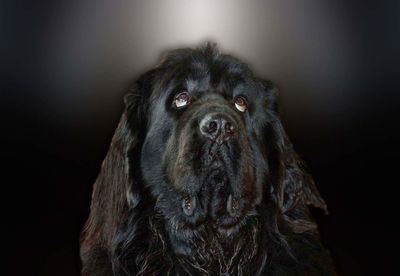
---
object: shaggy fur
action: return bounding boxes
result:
[80,44,336,275]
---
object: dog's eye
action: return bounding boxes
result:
[174,92,190,108]
[234,96,247,112]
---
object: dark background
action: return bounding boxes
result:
[2,0,399,275]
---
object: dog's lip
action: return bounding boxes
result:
[204,158,231,183]
[201,152,225,176]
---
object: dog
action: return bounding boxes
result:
[80,43,336,275]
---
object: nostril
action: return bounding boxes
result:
[225,122,235,134]
[199,115,236,141]
[208,120,218,134]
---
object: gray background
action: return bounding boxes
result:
[2,0,399,275]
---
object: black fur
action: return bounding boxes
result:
[80,43,336,275]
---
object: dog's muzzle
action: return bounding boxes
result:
[179,108,246,227]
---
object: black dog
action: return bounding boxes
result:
[80,43,336,275]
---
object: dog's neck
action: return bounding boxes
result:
[134,213,268,275]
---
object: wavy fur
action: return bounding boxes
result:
[80,44,335,275]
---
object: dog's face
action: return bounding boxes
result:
[137,48,277,231]
[81,45,333,275]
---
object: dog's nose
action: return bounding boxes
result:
[199,114,235,142]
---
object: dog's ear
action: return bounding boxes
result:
[80,69,157,270]
[260,80,327,233]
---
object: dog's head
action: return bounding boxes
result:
[82,44,327,256]
[119,44,327,233]
[139,47,269,229]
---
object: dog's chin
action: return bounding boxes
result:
[176,165,251,232]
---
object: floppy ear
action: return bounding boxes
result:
[261,80,327,233]
[80,70,155,273]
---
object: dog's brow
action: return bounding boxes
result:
[185,76,210,92]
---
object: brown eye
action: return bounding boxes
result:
[174,92,190,108]
[234,96,247,112]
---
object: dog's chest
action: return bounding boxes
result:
[163,224,263,275]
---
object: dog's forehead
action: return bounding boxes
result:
[180,65,249,96]
[147,51,268,115]
[185,76,210,92]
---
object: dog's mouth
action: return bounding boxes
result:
[180,146,250,229]
[207,164,246,227]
